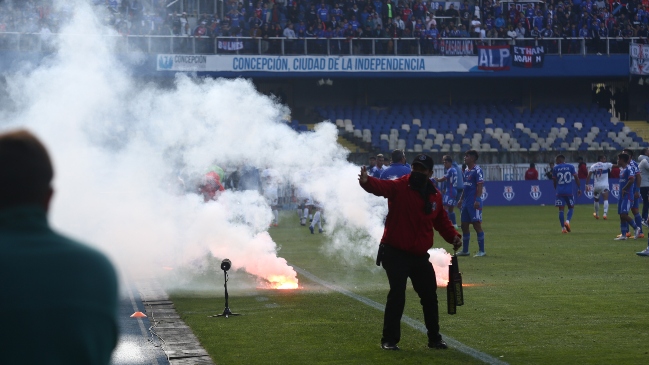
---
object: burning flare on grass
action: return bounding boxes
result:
[265,275,300,290]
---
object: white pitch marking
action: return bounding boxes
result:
[292,265,509,365]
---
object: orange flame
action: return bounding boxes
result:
[263,275,299,290]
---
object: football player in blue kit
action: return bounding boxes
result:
[615,153,641,240]
[435,155,458,228]
[456,150,486,257]
[552,154,581,233]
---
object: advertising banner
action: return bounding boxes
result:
[481,179,621,206]
[156,54,477,72]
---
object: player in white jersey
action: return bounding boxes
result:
[309,201,324,234]
[587,155,612,220]
[294,171,314,226]
[261,168,280,226]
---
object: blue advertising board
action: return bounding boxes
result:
[481,179,622,206]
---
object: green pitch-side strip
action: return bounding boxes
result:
[292,265,509,365]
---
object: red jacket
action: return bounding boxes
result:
[578,163,588,179]
[360,174,459,255]
[524,168,538,180]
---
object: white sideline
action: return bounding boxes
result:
[292,265,509,365]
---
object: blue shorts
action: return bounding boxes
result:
[443,194,456,207]
[461,203,483,223]
[619,198,632,215]
[555,195,574,208]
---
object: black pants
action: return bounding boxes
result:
[641,187,649,220]
[380,244,441,344]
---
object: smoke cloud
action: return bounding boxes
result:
[0,0,452,291]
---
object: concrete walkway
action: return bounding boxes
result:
[111,281,213,365]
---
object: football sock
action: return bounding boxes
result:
[567,208,574,222]
[449,212,456,226]
[477,232,485,252]
[273,210,278,224]
[621,222,628,236]
[303,208,309,219]
[594,201,599,215]
[559,211,565,228]
[311,211,321,228]
[604,201,609,215]
[462,233,470,253]
[629,219,638,230]
[309,214,313,220]
[634,213,643,232]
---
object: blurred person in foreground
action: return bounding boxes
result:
[0,130,118,364]
[359,154,461,351]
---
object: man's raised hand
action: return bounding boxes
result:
[359,166,368,183]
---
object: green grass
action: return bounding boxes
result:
[170,206,649,364]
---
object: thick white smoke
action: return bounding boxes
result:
[0,0,452,290]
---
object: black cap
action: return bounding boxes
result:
[411,154,434,171]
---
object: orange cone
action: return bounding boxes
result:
[130,311,147,318]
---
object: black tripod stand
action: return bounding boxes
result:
[209,270,240,318]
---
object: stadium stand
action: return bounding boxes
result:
[315,101,649,153]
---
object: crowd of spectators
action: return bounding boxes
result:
[1,0,648,55]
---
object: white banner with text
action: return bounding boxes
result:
[156,54,478,73]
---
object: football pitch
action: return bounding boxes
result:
[169,205,649,365]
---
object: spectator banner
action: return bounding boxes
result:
[500,0,543,13]
[477,45,511,71]
[429,1,461,11]
[511,45,545,68]
[156,54,477,72]
[217,40,244,51]
[630,43,649,75]
[440,40,474,56]
[481,179,620,206]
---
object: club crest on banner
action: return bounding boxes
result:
[585,184,594,199]
[530,185,542,200]
[481,186,488,201]
[612,184,620,199]
[503,186,515,201]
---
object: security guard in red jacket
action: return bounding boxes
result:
[359,154,462,351]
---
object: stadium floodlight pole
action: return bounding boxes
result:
[209,259,240,318]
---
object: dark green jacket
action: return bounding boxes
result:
[0,205,118,364]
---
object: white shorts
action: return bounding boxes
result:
[593,184,609,199]
[264,189,279,206]
[299,196,314,206]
